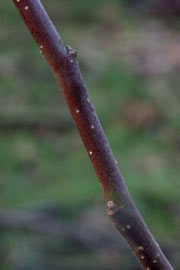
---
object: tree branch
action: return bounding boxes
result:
[12,1,174,269]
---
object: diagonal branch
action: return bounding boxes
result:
[12,1,174,269]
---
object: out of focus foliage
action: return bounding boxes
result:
[0,0,179,269]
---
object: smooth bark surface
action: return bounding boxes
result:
[12,1,174,269]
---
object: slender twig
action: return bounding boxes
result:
[12,1,174,269]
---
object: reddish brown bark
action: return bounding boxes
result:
[12,1,174,269]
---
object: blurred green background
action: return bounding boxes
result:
[0,0,180,269]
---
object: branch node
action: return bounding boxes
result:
[106,200,122,216]
[66,45,77,58]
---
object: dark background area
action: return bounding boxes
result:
[0,0,180,269]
